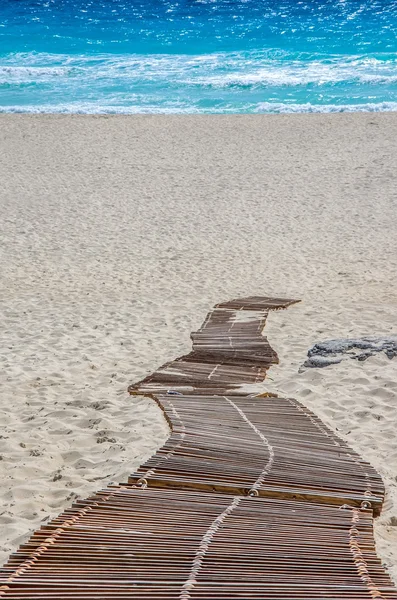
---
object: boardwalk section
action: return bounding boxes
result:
[1,296,395,600]
[1,487,396,600]
[128,296,299,395]
[129,394,384,514]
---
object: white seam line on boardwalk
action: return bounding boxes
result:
[179,396,275,600]
[208,365,219,379]
[179,496,241,600]
[225,396,275,491]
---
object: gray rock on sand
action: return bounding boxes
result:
[303,336,397,368]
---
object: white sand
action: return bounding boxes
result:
[0,114,396,579]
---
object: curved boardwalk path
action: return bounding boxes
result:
[1,297,396,599]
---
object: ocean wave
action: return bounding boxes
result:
[1,51,396,87]
[192,71,397,88]
[254,101,397,113]
[1,101,396,114]
[0,65,73,80]
[1,50,396,112]
[188,55,397,87]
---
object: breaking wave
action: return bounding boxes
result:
[1,49,396,113]
[1,101,397,115]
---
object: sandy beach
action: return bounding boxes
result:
[0,113,396,579]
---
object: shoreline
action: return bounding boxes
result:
[1,113,396,578]
[1,107,397,115]
[1,110,397,117]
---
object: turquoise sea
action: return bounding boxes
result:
[1,0,397,113]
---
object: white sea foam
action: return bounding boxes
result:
[192,66,397,88]
[1,101,397,114]
[0,103,201,114]
[255,101,397,113]
[1,51,396,86]
[0,66,73,81]
[0,50,396,113]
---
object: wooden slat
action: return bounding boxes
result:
[215,296,299,310]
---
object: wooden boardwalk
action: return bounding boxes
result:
[1,296,395,599]
[129,394,384,514]
[1,488,395,599]
[128,296,298,395]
